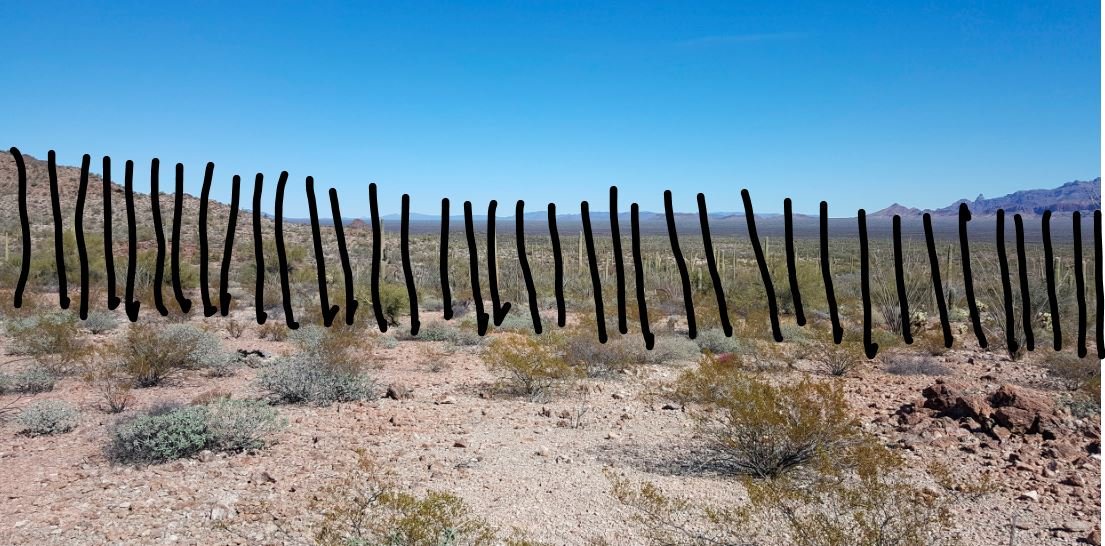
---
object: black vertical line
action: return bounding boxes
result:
[581,201,608,343]
[1013,214,1034,352]
[783,198,806,326]
[306,176,338,326]
[892,215,913,344]
[516,200,542,334]
[486,200,511,325]
[76,155,91,319]
[923,213,953,348]
[464,201,489,335]
[1073,211,1087,358]
[10,148,30,309]
[218,175,240,317]
[959,203,987,349]
[123,160,140,321]
[610,186,628,334]
[149,159,168,316]
[1094,210,1103,359]
[664,191,696,339]
[996,210,1018,355]
[698,193,732,337]
[274,171,297,329]
[198,162,217,316]
[102,156,120,310]
[400,194,420,335]
[369,183,387,332]
[330,188,358,326]
[742,189,783,342]
[251,174,267,325]
[46,151,70,309]
[171,163,193,313]
[1042,210,1061,351]
[820,201,843,343]
[549,203,566,328]
[631,204,655,349]
[858,209,879,359]
[440,198,453,320]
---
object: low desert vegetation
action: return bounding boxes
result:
[312,450,548,546]
[4,310,90,374]
[257,325,378,405]
[483,333,578,401]
[17,399,80,436]
[0,365,56,395]
[115,324,233,387]
[674,353,860,478]
[109,398,284,464]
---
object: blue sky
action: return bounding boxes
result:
[1,1,1099,217]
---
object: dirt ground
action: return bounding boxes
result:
[0,309,1099,546]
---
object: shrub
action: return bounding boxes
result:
[1041,352,1099,393]
[415,323,483,346]
[484,333,577,401]
[118,324,233,386]
[258,325,377,405]
[313,450,503,546]
[558,331,633,378]
[82,362,132,413]
[5,311,89,374]
[675,353,860,478]
[224,319,247,339]
[110,405,212,463]
[883,355,951,376]
[810,337,865,377]
[18,400,80,436]
[611,441,956,546]
[2,366,56,394]
[81,310,119,334]
[693,331,746,355]
[630,336,701,365]
[257,322,289,342]
[204,399,285,452]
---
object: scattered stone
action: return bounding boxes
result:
[385,383,414,400]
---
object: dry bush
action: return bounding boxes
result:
[82,361,133,413]
[312,450,497,546]
[883,355,950,377]
[557,329,634,378]
[611,441,959,546]
[1041,352,1100,399]
[483,333,578,401]
[5,310,90,375]
[257,321,289,341]
[224,319,247,339]
[675,353,861,478]
[809,335,865,377]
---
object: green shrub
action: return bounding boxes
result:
[484,333,578,401]
[109,405,212,463]
[412,323,483,346]
[18,400,80,436]
[81,310,119,334]
[675,353,860,478]
[5,311,89,374]
[694,329,743,354]
[204,399,286,452]
[2,366,56,394]
[258,325,377,405]
[118,324,233,387]
[313,451,501,546]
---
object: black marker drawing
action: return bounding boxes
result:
[3,148,1100,361]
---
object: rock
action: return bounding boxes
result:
[661,404,679,411]
[197,450,215,463]
[535,445,550,457]
[1084,528,1101,546]
[385,383,414,400]
[1019,490,1039,502]
[434,395,456,405]
[453,440,467,448]
[248,471,276,485]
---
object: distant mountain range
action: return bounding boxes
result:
[868,179,1101,218]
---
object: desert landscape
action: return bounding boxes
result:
[0,152,1099,545]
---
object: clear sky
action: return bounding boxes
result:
[1,1,1099,217]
